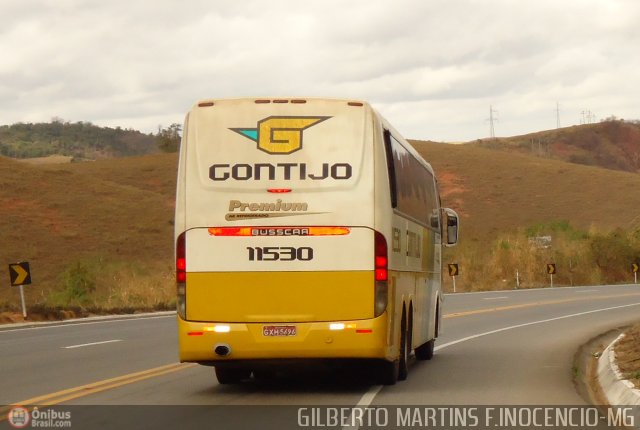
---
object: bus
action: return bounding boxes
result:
[175,97,459,385]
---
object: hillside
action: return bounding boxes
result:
[0,153,177,313]
[412,140,640,290]
[410,140,640,241]
[0,121,158,160]
[473,120,640,173]
[2,138,640,313]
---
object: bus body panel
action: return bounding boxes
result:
[185,271,374,323]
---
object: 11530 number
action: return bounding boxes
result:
[247,246,313,261]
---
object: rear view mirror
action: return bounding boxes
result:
[443,208,459,246]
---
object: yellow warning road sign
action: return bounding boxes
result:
[633,262,639,273]
[546,263,556,275]
[9,262,31,286]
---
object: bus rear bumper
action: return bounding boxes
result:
[177,313,390,363]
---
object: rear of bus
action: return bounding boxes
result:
[175,98,390,381]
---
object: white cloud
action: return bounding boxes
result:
[1,0,639,141]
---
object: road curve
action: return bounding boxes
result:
[2,285,640,428]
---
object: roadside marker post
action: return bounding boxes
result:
[448,263,459,293]
[8,262,31,319]
[546,263,556,288]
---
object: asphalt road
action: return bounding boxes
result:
[2,284,640,429]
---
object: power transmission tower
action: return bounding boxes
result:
[556,102,561,128]
[487,105,498,138]
[580,109,596,124]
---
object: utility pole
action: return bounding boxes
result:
[556,102,561,129]
[487,105,498,138]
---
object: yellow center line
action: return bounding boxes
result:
[1,362,196,416]
[443,292,640,318]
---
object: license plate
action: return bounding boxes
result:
[263,325,297,337]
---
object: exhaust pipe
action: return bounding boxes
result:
[214,343,231,357]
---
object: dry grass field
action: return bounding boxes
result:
[0,153,178,315]
[614,323,640,389]
[411,140,640,290]
[410,140,640,241]
[1,128,640,314]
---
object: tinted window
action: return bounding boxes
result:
[386,133,439,228]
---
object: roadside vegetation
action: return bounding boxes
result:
[1,122,640,319]
[443,221,640,292]
[614,323,640,389]
[0,119,158,159]
[0,120,182,160]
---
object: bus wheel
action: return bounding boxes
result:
[415,339,434,361]
[398,315,409,381]
[378,359,398,385]
[253,369,276,381]
[215,367,250,384]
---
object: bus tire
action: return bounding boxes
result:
[398,315,409,381]
[378,359,399,385]
[253,369,276,381]
[415,339,435,361]
[215,366,250,384]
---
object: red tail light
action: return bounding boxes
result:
[374,231,388,281]
[374,231,389,317]
[176,232,186,283]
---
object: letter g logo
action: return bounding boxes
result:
[231,116,330,154]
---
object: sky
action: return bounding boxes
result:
[1,0,639,142]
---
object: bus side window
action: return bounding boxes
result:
[383,129,398,209]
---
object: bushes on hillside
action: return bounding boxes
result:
[446,221,640,291]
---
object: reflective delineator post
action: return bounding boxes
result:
[19,285,27,319]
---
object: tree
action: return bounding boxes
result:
[156,123,181,153]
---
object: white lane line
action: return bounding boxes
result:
[446,284,640,296]
[62,339,122,349]
[482,296,509,300]
[347,300,640,429]
[574,290,598,293]
[436,301,640,352]
[0,314,174,333]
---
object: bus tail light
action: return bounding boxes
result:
[176,232,186,319]
[374,231,388,317]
